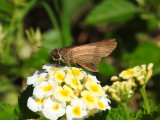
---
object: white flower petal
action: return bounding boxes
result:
[27,76,38,85]
[27,97,39,112]
[42,64,56,70]
[34,70,45,76]
[87,74,100,83]
[27,97,45,112]
[66,100,88,120]
[42,108,59,120]
[98,97,111,110]
[71,99,86,110]
[33,86,45,98]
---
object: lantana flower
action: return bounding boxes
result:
[33,80,58,98]
[52,70,65,83]
[103,63,153,102]
[85,81,105,97]
[97,95,111,110]
[66,99,88,120]
[42,98,66,120]
[81,90,98,110]
[53,85,77,102]
[65,73,82,90]
[27,71,47,86]
[26,64,111,120]
[66,67,85,80]
[87,74,100,83]
[27,96,46,112]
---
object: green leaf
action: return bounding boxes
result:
[0,102,15,113]
[0,13,11,22]
[66,0,90,19]
[85,110,107,120]
[0,102,18,119]
[0,110,17,120]
[39,117,49,120]
[106,107,126,120]
[85,0,137,24]
[43,29,62,49]
[129,42,160,75]
[0,0,13,14]
[98,61,116,77]
[18,85,40,120]
[135,104,160,120]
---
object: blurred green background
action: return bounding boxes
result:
[0,0,160,113]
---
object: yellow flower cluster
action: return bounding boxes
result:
[27,64,110,120]
[103,63,153,102]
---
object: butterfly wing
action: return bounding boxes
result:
[71,39,117,65]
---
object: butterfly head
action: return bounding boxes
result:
[51,49,64,62]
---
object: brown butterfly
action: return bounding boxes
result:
[51,39,117,72]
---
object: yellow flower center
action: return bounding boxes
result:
[90,85,99,92]
[88,77,92,81]
[43,85,53,92]
[60,89,70,97]
[85,94,94,103]
[37,77,44,82]
[72,106,81,116]
[72,78,78,86]
[125,70,135,75]
[36,98,45,105]
[51,68,59,71]
[72,69,80,76]
[98,101,104,109]
[56,73,65,81]
[52,103,59,111]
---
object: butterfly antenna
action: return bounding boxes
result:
[36,46,52,51]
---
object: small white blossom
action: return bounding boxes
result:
[27,71,47,86]
[33,80,58,98]
[97,95,111,110]
[27,96,46,112]
[66,99,88,120]
[81,90,98,110]
[42,98,66,120]
[53,85,77,102]
[87,74,100,83]
[67,67,85,80]
[65,73,82,90]
[85,81,105,97]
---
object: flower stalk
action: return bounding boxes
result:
[103,63,153,119]
[120,102,130,120]
[140,85,151,114]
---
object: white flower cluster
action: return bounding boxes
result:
[27,64,111,120]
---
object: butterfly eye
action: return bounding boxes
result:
[53,54,60,59]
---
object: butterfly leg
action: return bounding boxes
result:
[50,60,61,77]
[67,63,79,84]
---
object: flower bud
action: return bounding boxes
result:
[148,63,153,70]
[111,76,120,81]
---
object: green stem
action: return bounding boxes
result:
[42,1,60,30]
[42,1,63,47]
[120,103,130,120]
[52,0,60,15]
[140,85,151,114]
